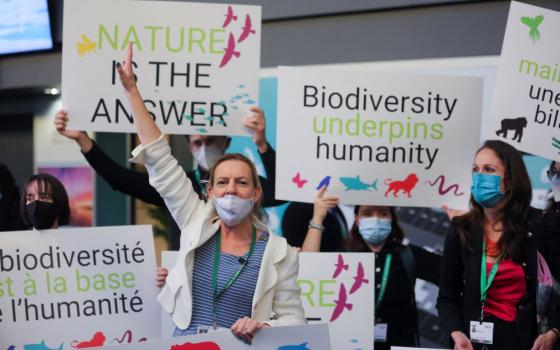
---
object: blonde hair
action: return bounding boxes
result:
[207,153,268,232]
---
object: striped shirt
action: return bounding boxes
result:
[173,231,268,336]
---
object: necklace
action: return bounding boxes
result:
[484,236,501,257]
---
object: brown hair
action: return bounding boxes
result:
[20,174,70,227]
[346,206,405,252]
[453,140,532,261]
[207,153,266,229]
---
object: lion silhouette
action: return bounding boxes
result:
[384,173,419,198]
[71,331,106,348]
[495,117,527,142]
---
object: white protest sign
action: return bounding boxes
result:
[276,67,482,209]
[0,226,160,349]
[486,2,560,160]
[102,324,330,349]
[62,0,261,136]
[297,253,374,350]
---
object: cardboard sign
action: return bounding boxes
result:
[487,1,560,160]
[62,0,261,136]
[102,324,331,349]
[0,226,160,349]
[276,67,482,209]
[298,253,374,350]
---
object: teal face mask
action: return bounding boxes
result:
[471,173,504,208]
[358,217,392,245]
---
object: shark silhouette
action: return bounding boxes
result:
[219,33,240,68]
[339,176,377,191]
[238,14,256,43]
[316,176,331,190]
[222,6,237,28]
[277,343,310,350]
[521,15,544,43]
[349,262,369,294]
[330,284,352,322]
[332,254,349,278]
[76,34,96,56]
[23,341,63,350]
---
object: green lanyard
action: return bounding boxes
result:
[479,240,503,320]
[375,254,392,310]
[194,169,207,196]
[211,227,257,329]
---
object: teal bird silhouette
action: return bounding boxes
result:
[520,15,544,43]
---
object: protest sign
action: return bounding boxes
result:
[487,2,560,160]
[62,0,261,136]
[0,225,159,349]
[276,67,482,209]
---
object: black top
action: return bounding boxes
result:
[83,140,283,250]
[437,207,560,349]
[374,241,441,350]
[281,202,347,251]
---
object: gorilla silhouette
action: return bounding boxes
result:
[495,117,527,142]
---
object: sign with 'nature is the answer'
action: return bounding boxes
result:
[276,67,483,209]
[62,0,261,136]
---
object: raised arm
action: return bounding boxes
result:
[116,43,161,145]
[301,186,339,252]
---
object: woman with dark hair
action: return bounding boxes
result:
[437,140,560,350]
[0,163,22,231]
[20,173,70,230]
[301,186,441,349]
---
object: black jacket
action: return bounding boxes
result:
[83,140,283,250]
[374,241,441,350]
[437,208,560,349]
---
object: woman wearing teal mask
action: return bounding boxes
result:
[437,140,560,350]
[302,186,441,349]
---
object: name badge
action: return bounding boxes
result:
[197,325,227,334]
[470,321,493,344]
[374,323,388,342]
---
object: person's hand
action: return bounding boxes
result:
[116,42,138,94]
[54,110,93,152]
[451,331,473,350]
[442,204,468,221]
[156,267,168,288]
[531,330,558,350]
[243,106,268,153]
[312,185,339,225]
[230,316,269,344]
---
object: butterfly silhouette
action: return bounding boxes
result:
[292,172,308,188]
[521,15,544,43]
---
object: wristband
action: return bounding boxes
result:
[308,221,325,232]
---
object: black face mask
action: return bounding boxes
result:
[25,201,57,230]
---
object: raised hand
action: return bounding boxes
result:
[54,110,93,152]
[243,106,268,153]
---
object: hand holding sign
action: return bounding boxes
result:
[312,185,339,225]
[243,106,268,153]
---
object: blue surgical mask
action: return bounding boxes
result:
[212,194,254,227]
[358,217,392,245]
[471,173,504,208]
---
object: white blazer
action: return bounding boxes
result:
[131,135,306,330]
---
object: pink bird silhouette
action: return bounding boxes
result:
[219,33,240,68]
[238,14,256,43]
[292,172,307,188]
[222,6,237,28]
[332,254,349,279]
[349,262,369,294]
[330,284,353,322]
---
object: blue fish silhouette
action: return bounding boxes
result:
[23,341,63,350]
[339,176,377,191]
[316,176,331,190]
[196,128,208,133]
[277,343,310,350]
[8,346,16,350]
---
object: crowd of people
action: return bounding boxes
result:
[1,42,559,350]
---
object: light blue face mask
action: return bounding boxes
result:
[471,172,504,208]
[358,217,392,245]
